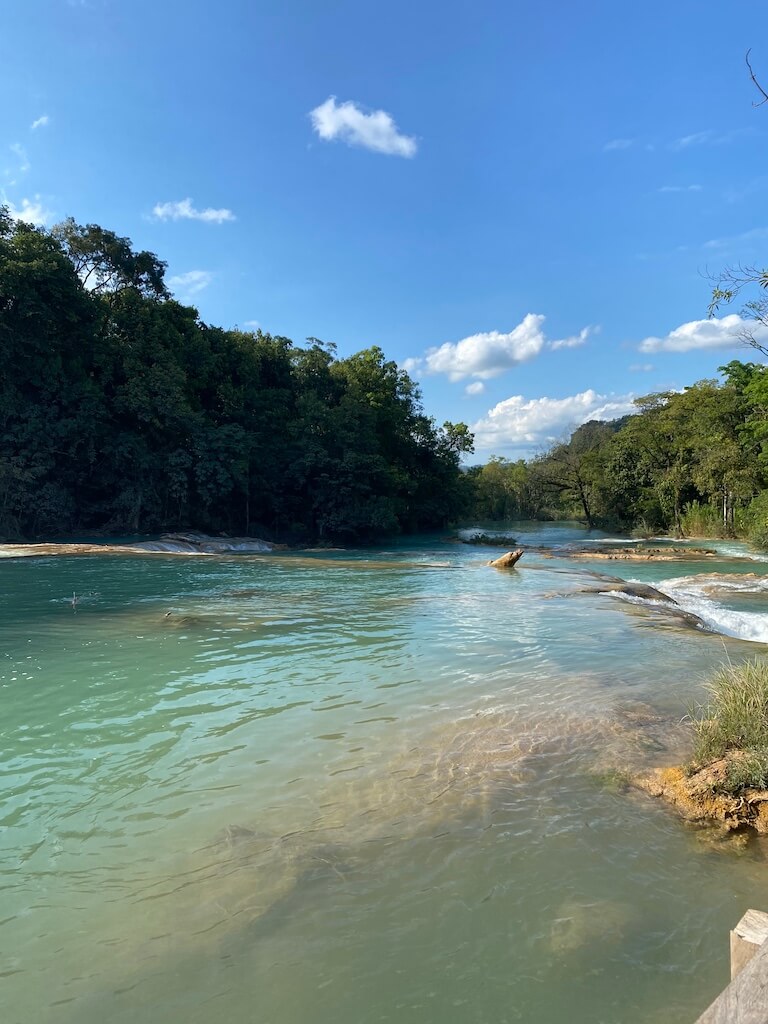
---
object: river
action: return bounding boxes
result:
[2,522,768,1024]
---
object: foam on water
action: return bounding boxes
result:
[609,572,768,644]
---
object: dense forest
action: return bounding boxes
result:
[471,362,768,548]
[0,208,474,542]
[4,206,768,548]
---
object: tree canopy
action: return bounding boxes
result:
[470,367,768,547]
[0,209,473,541]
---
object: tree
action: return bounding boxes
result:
[52,218,168,300]
[533,421,618,527]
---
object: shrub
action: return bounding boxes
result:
[680,500,725,539]
[742,491,768,552]
[630,518,656,540]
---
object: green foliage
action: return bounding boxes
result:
[470,367,768,543]
[723,750,768,794]
[741,490,768,550]
[690,661,768,778]
[469,457,544,520]
[460,532,518,546]
[680,501,727,538]
[0,208,473,542]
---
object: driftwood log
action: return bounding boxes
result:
[488,549,523,569]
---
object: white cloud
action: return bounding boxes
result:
[30,115,49,131]
[603,138,635,151]
[9,143,30,173]
[309,96,417,157]
[465,381,485,396]
[401,356,423,378]
[243,319,261,330]
[629,363,655,372]
[421,314,547,381]
[405,315,594,382]
[5,195,53,226]
[472,390,636,456]
[549,326,594,350]
[638,314,767,353]
[167,270,212,298]
[153,198,235,224]
[657,184,702,193]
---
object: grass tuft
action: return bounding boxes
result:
[689,660,768,791]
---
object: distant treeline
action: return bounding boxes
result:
[470,364,768,547]
[0,209,473,541]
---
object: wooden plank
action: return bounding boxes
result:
[696,922,768,1023]
[731,910,768,980]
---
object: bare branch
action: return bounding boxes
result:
[736,325,768,359]
[746,49,768,107]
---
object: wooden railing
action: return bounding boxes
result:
[695,909,768,1022]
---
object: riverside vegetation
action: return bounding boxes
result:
[6,206,768,551]
[0,208,473,542]
[469,377,768,549]
[636,660,768,835]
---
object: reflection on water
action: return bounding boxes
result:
[1,523,767,1023]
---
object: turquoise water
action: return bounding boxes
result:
[2,523,768,1024]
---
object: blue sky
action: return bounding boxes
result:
[3,0,768,458]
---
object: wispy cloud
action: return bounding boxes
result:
[637,314,764,353]
[309,96,417,157]
[700,226,768,252]
[549,326,595,350]
[167,270,213,298]
[243,319,261,330]
[30,114,49,131]
[671,130,717,150]
[603,138,636,151]
[657,184,702,194]
[4,195,53,226]
[629,363,655,372]
[669,128,751,151]
[404,316,595,382]
[465,381,485,396]
[472,390,636,456]
[153,198,235,224]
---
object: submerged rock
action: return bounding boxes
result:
[549,898,636,954]
[542,545,717,561]
[488,549,524,569]
[578,578,680,604]
[572,572,712,632]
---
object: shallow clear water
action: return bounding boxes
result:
[2,523,768,1024]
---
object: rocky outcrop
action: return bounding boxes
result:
[488,549,524,568]
[634,761,768,835]
[0,533,276,558]
[545,545,717,561]
[129,532,275,553]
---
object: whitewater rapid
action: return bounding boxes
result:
[613,572,768,645]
